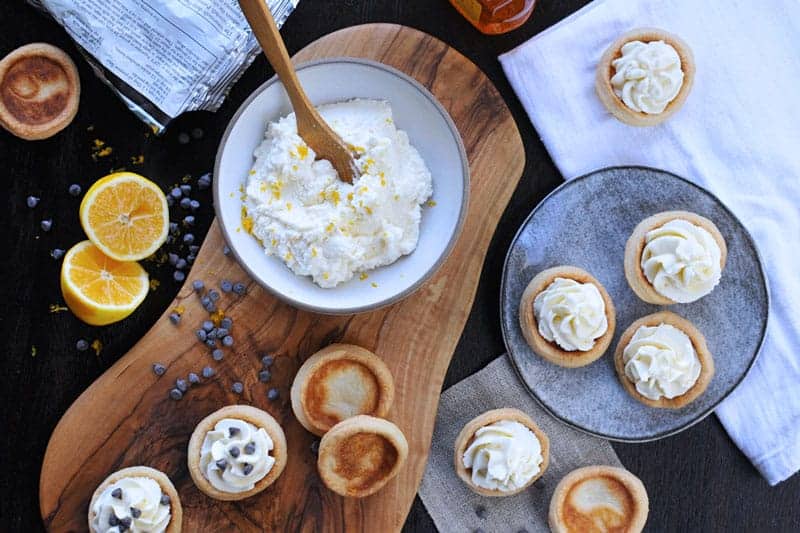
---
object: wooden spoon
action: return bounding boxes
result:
[238,0,358,183]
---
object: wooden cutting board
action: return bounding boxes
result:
[40,23,524,532]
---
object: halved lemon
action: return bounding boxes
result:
[80,172,169,261]
[60,240,149,325]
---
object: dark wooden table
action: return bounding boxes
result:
[3,1,798,531]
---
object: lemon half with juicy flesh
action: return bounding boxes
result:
[80,172,169,261]
[60,240,149,325]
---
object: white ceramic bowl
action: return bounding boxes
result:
[214,58,469,314]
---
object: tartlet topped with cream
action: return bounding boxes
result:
[519,266,616,367]
[187,405,287,501]
[454,408,549,497]
[596,28,695,126]
[615,311,715,409]
[624,210,727,305]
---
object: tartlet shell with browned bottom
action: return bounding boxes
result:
[624,210,727,305]
[317,414,408,498]
[548,465,648,533]
[519,266,616,368]
[454,407,550,497]
[290,343,394,437]
[88,466,182,533]
[595,28,695,127]
[0,43,80,140]
[187,404,287,501]
[615,311,715,409]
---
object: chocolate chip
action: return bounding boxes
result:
[229,427,240,437]
[215,458,228,470]
[130,507,141,518]
[160,493,170,506]
[108,514,119,526]
[242,463,253,475]
[111,487,122,499]
[119,516,132,531]
[229,446,240,458]
[244,442,256,455]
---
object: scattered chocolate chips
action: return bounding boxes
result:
[108,514,119,526]
[119,516,132,531]
[242,463,254,476]
[130,507,141,519]
[229,427,240,437]
[152,363,166,376]
[111,487,122,499]
[244,442,256,455]
[215,458,228,470]
[229,446,240,458]
[160,493,170,506]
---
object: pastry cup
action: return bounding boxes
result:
[291,343,394,436]
[187,405,287,501]
[614,311,714,409]
[317,414,408,498]
[88,466,182,533]
[548,465,649,533]
[0,43,80,140]
[454,407,550,497]
[595,28,694,126]
[624,210,727,305]
[519,266,616,368]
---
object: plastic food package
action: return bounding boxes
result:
[28,0,299,133]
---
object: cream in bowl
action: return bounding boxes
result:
[215,59,468,314]
[242,99,432,288]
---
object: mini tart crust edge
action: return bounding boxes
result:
[187,404,288,501]
[453,407,550,497]
[87,465,182,533]
[614,311,715,409]
[595,28,695,127]
[548,465,649,533]
[624,210,728,305]
[519,266,616,368]
[0,43,80,140]
[290,343,395,436]
[317,414,409,498]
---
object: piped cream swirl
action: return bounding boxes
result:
[641,219,722,303]
[199,418,275,493]
[533,278,608,351]
[462,420,543,492]
[623,323,701,400]
[90,476,170,533]
[611,40,684,114]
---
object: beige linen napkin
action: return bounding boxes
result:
[419,355,620,532]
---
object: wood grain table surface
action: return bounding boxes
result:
[3,1,798,531]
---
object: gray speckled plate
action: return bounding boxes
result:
[500,167,769,442]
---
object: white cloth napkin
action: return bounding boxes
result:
[499,0,800,486]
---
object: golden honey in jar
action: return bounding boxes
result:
[449,0,536,34]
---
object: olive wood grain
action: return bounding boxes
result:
[39,23,524,532]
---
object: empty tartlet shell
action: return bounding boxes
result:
[548,465,649,533]
[595,28,694,126]
[454,407,550,497]
[614,311,715,409]
[88,466,182,533]
[519,266,616,368]
[624,210,727,305]
[291,343,394,436]
[0,43,80,140]
[187,405,287,501]
[317,414,408,498]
